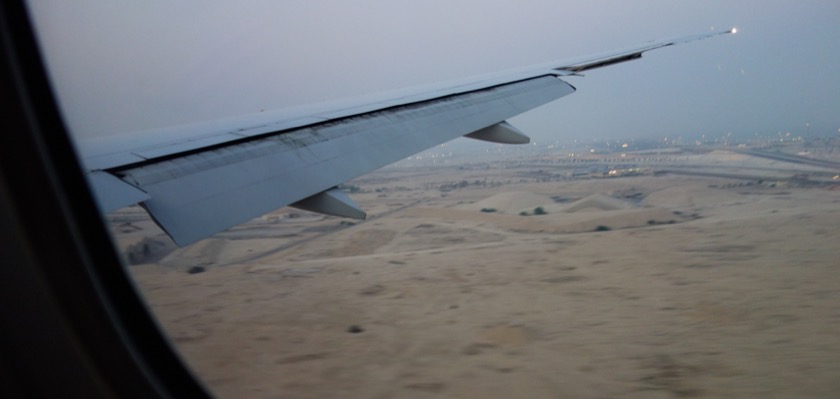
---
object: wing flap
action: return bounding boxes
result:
[86,171,150,213]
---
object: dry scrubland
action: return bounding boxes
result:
[117,147,840,398]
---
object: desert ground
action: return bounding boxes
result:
[117,143,840,398]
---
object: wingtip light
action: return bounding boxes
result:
[730,27,737,34]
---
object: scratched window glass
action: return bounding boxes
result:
[28,1,840,398]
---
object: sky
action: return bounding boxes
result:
[27,1,840,144]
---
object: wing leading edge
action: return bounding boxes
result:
[83,29,734,246]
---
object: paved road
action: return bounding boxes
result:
[733,149,840,170]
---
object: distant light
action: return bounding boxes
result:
[731,27,738,34]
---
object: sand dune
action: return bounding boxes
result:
[124,157,840,399]
[562,193,632,212]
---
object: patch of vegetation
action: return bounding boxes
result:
[551,196,574,203]
[519,211,530,216]
[187,266,205,274]
[533,207,547,215]
[594,225,611,231]
[480,208,497,213]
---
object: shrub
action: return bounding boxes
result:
[533,207,547,215]
[594,225,611,231]
[480,208,497,213]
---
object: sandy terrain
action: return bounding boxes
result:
[122,148,840,398]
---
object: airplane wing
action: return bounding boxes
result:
[80,28,734,246]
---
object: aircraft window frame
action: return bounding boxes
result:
[0,1,209,397]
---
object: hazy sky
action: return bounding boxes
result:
[28,1,840,143]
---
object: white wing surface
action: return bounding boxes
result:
[81,29,734,246]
